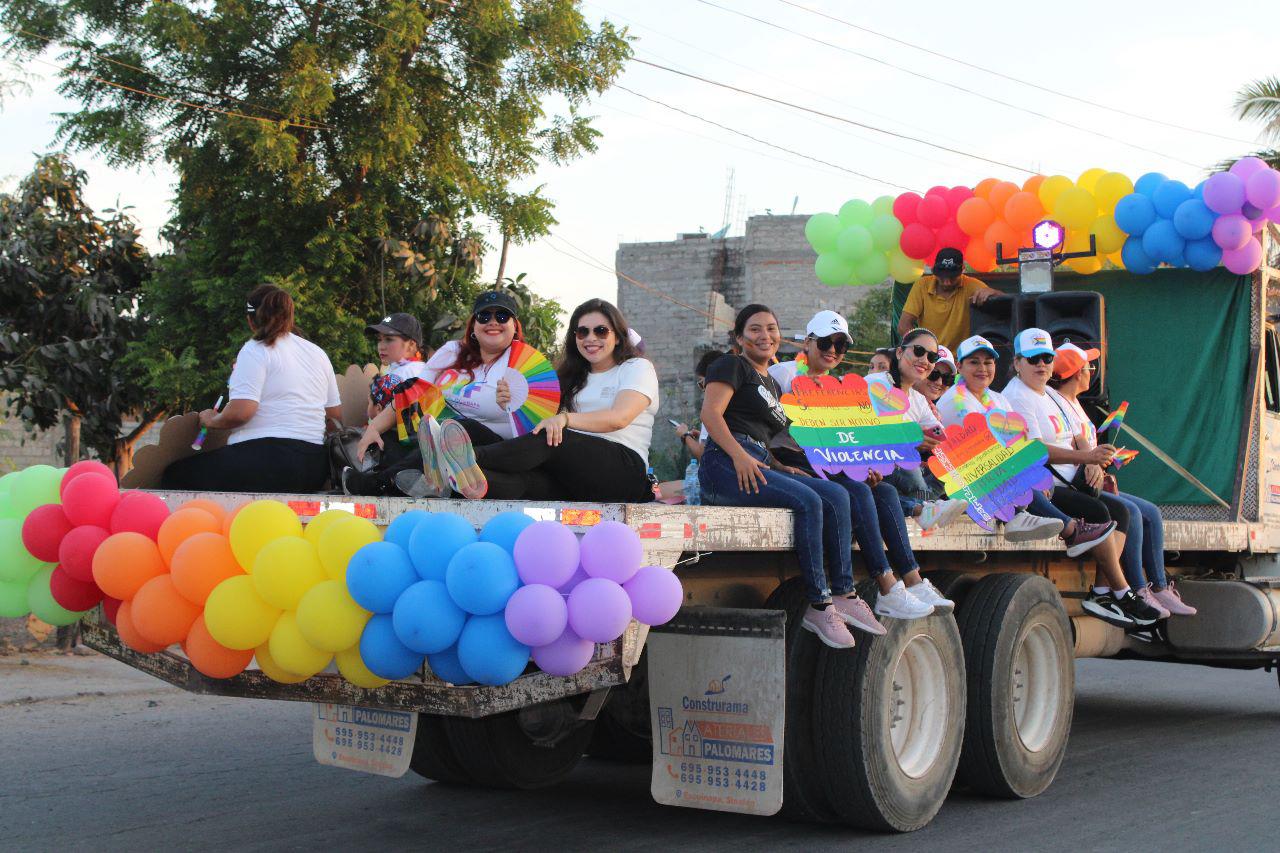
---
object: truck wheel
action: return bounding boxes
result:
[922,570,979,612]
[409,713,474,784]
[813,604,966,832]
[765,577,837,823]
[443,699,596,790]
[588,653,651,764]
[955,572,1073,799]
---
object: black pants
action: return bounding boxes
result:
[477,429,653,503]
[161,437,328,493]
[1049,485,1128,531]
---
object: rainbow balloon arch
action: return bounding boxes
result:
[804,157,1280,285]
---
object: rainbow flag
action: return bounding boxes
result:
[1110,448,1139,469]
[1098,401,1128,434]
[392,378,444,445]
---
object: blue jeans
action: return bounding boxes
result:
[1027,490,1073,525]
[700,438,854,603]
[830,476,919,579]
[1101,491,1167,589]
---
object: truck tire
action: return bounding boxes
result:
[588,654,651,763]
[442,699,596,790]
[409,713,474,785]
[813,596,966,832]
[955,572,1073,799]
[765,577,838,823]
[922,570,979,613]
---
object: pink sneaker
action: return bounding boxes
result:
[1152,581,1197,616]
[832,594,887,635]
[1136,585,1170,620]
[801,606,856,649]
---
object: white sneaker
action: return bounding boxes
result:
[916,499,968,532]
[874,580,935,619]
[907,578,954,611]
[1002,510,1065,542]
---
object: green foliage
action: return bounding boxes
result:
[2,0,630,409]
[846,285,893,357]
[1219,76,1280,171]
[0,154,153,463]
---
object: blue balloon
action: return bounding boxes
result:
[1185,237,1223,272]
[1141,220,1185,264]
[408,512,477,581]
[456,614,530,686]
[427,645,474,685]
[1193,180,1207,201]
[445,542,520,615]
[346,541,419,613]
[1121,236,1157,274]
[359,614,425,680]
[1114,193,1157,236]
[1134,172,1169,197]
[1152,180,1192,219]
[479,511,536,555]
[1172,199,1216,241]
[392,580,467,654]
[385,510,431,550]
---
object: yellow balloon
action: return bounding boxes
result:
[1108,250,1125,270]
[296,579,371,653]
[317,515,380,582]
[1052,187,1098,230]
[252,536,327,610]
[1077,167,1107,194]
[335,644,390,688]
[1093,172,1135,213]
[1090,215,1127,254]
[204,575,282,650]
[887,249,923,284]
[1037,175,1073,210]
[253,641,309,684]
[268,611,333,677]
[229,500,303,571]
[304,509,356,548]
[1063,232,1102,274]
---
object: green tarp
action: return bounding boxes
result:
[892,268,1253,506]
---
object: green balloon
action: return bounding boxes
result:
[835,225,873,263]
[869,214,904,252]
[804,213,843,254]
[814,253,854,286]
[0,577,28,618]
[0,518,46,583]
[12,465,63,515]
[870,195,896,218]
[838,199,874,229]
[27,567,87,627]
[855,252,891,285]
[0,491,15,520]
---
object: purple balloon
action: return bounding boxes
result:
[532,627,595,677]
[1230,157,1269,181]
[556,564,590,594]
[504,583,568,648]
[567,577,633,643]
[1267,205,1280,224]
[1212,214,1252,251]
[1222,238,1263,276]
[579,520,642,584]
[1203,172,1246,215]
[512,521,579,588]
[1246,168,1280,211]
[623,566,684,626]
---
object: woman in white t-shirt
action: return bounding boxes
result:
[435,299,661,502]
[162,285,342,492]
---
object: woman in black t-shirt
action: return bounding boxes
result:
[698,304,881,650]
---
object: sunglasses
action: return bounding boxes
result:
[575,324,612,340]
[927,369,955,386]
[474,309,513,325]
[1024,353,1055,365]
[812,335,849,354]
[905,344,940,364]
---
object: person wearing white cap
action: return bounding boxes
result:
[768,309,850,396]
[1003,328,1161,627]
[1048,342,1195,618]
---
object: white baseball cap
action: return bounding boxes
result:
[935,345,956,370]
[805,310,850,339]
[956,334,999,361]
[1014,327,1054,358]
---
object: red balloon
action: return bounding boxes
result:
[899,223,937,260]
[102,596,121,625]
[935,221,971,253]
[945,185,974,214]
[58,525,111,583]
[49,566,105,611]
[110,491,171,540]
[893,192,923,226]
[916,194,949,229]
[21,504,74,563]
[62,473,121,529]
[61,461,116,497]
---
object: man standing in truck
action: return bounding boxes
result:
[897,248,1002,352]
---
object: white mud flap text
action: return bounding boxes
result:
[313,702,417,778]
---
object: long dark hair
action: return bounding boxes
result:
[890,327,937,387]
[557,299,640,412]
[246,284,294,345]
[733,303,778,339]
[446,314,525,376]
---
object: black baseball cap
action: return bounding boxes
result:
[366,312,423,346]
[472,290,520,318]
[933,247,964,278]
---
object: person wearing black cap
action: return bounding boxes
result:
[364,312,425,421]
[897,248,1001,352]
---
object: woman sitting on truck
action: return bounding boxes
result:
[161,285,343,493]
[1047,342,1196,617]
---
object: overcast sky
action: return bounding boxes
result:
[2,0,1274,322]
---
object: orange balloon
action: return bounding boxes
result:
[115,599,167,653]
[1004,191,1044,231]
[987,181,1020,215]
[170,532,244,606]
[1022,174,1046,195]
[185,614,253,679]
[92,532,166,601]
[982,220,1020,257]
[221,503,246,538]
[955,197,996,237]
[131,575,201,646]
[157,508,221,566]
[973,177,999,199]
[179,498,228,527]
[966,242,997,273]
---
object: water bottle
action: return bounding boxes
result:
[683,458,701,506]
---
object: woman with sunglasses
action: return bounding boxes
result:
[913,344,955,418]
[1003,329,1161,627]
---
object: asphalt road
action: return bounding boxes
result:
[3,653,1278,851]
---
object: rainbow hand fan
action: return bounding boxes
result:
[503,341,561,435]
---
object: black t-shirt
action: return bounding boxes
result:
[704,354,789,444]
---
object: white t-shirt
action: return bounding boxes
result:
[768,360,801,395]
[1003,377,1078,480]
[569,358,660,464]
[1055,391,1098,449]
[936,384,1014,429]
[866,371,942,431]
[424,340,517,439]
[227,334,340,445]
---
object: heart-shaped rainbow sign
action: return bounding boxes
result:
[867,380,910,417]
[986,410,1028,448]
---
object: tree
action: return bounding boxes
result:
[0,154,155,471]
[845,285,893,366]
[2,1,630,410]
[1220,75,1280,171]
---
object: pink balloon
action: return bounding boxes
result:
[22,504,73,563]
[1246,168,1280,211]
[49,566,104,611]
[925,184,949,198]
[110,491,170,540]
[531,627,595,677]
[934,221,970,253]
[945,185,974,214]
[899,223,936,260]
[60,460,115,497]
[916,194,949,229]
[892,192,922,226]
[1230,157,1269,181]
[1267,205,1280,224]
[58,525,111,583]
[1212,214,1252,251]
[504,584,568,648]
[623,566,684,626]
[61,472,120,529]
[567,577,632,643]
[1222,238,1263,275]
[578,520,642,584]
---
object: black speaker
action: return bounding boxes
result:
[1034,291,1106,404]
[968,294,1036,391]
